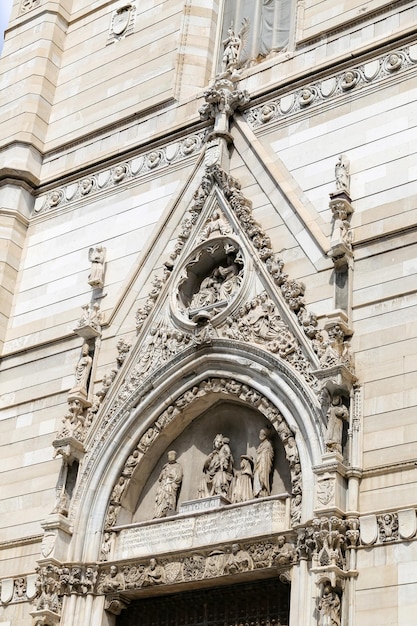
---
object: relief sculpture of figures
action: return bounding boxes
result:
[190,256,243,313]
[223,543,253,574]
[253,428,274,497]
[153,450,183,518]
[88,245,106,288]
[198,434,234,499]
[141,558,165,586]
[325,394,349,454]
[230,454,253,503]
[102,565,125,593]
[317,584,341,626]
[68,343,92,403]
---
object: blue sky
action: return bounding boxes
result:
[0,0,14,54]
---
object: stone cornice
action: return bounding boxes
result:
[33,129,208,217]
[244,42,417,131]
[0,534,42,550]
[362,458,417,478]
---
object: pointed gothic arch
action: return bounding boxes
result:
[69,340,324,564]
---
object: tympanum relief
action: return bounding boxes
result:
[174,237,245,325]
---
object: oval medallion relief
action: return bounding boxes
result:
[171,237,246,327]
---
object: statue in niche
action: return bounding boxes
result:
[317,583,341,626]
[100,532,113,561]
[230,454,254,503]
[111,477,127,504]
[141,558,165,586]
[102,565,125,593]
[88,245,106,288]
[334,154,350,196]
[325,394,349,454]
[153,450,183,518]
[68,343,92,402]
[253,428,274,497]
[223,543,253,574]
[52,488,69,517]
[198,434,234,499]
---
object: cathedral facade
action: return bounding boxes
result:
[1,1,417,625]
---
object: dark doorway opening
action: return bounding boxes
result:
[117,578,290,626]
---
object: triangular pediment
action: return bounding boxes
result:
[92,161,350,433]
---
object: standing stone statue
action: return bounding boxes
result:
[221,19,249,74]
[253,428,274,497]
[318,584,341,626]
[230,455,254,503]
[334,154,350,195]
[198,434,234,499]
[325,394,349,454]
[88,245,106,288]
[153,450,183,518]
[68,343,92,402]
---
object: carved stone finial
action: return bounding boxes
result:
[74,302,104,338]
[199,77,250,138]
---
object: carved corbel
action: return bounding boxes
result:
[30,608,61,626]
[105,594,130,615]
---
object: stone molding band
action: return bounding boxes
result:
[244,44,417,129]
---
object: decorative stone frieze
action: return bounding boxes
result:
[244,44,417,129]
[34,131,207,215]
[97,535,296,598]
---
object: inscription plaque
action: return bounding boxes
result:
[116,496,289,560]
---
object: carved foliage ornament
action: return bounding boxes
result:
[296,516,360,570]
